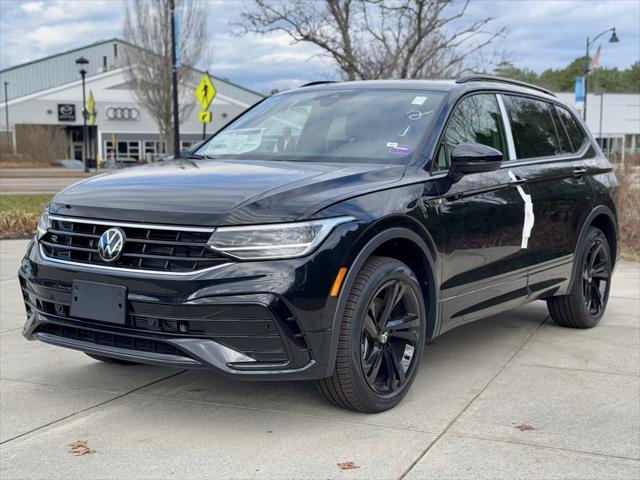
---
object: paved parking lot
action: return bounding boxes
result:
[1,238,638,479]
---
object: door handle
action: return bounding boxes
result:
[573,167,587,178]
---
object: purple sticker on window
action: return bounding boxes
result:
[387,142,412,155]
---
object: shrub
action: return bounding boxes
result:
[616,162,640,260]
[12,125,67,165]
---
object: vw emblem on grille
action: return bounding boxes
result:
[98,227,125,263]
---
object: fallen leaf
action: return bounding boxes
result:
[337,461,360,470]
[68,440,96,456]
[515,423,535,432]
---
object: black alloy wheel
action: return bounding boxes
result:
[360,279,421,396]
[547,226,612,328]
[581,235,611,317]
[318,256,427,412]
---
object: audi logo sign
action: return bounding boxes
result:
[105,106,140,120]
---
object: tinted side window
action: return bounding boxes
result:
[438,94,506,168]
[555,105,587,152]
[504,96,561,159]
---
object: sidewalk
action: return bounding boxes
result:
[0,239,638,479]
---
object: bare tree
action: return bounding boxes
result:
[123,0,209,152]
[238,0,506,81]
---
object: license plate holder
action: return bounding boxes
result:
[70,281,127,325]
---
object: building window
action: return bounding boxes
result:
[597,137,624,161]
[104,140,140,161]
[625,134,640,154]
[143,140,167,161]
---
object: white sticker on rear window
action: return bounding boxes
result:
[411,96,427,105]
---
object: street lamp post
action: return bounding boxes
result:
[583,27,619,121]
[3,81,11,154]
[75,56,90,173]
[170,0,180,158]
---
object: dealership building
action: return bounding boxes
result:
[0,39,264,163]
[0,40,638,163]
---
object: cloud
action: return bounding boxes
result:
[20,2,44,14]
[466,0,640,72]
[1,0,638,94]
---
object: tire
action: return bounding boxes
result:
[318,256,427,413]
[547,226,612,328]
[85,353,138,365]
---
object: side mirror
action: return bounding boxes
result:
[449,142,503,182]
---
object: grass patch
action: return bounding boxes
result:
[0,160,57,169]
[0,194,53,239]
[0,194,53,215]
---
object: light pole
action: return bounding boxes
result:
[3,81,11,154]
[75,56,89,173]
[598,92,604,147]
[583,27,619,121]
[170,0,180,158]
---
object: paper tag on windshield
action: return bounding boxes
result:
[411,96,427,105]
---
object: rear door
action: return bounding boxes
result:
[499,95,595,299]
[433,93,533,332]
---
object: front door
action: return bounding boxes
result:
[433,93,532,332]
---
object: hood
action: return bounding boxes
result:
[51,159,405,226]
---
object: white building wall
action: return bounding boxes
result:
[0,69,256,161]
[555,92,640,137]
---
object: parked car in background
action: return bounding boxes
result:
[20,76,617,412]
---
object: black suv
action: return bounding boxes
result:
[20,76,618,412]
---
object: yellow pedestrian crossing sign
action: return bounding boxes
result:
[198,111,212,123]
[87,90,96,125]
[195,73,215,110]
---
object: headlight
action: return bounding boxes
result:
[36,207,50,241]
[207,216,355,260]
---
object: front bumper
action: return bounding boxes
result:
[19,223,359,380]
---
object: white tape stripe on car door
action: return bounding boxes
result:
[508,170,535,249]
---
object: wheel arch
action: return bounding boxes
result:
[568,204,618,293]
[323,225,439,377]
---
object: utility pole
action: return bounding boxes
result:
[170,0,180,158]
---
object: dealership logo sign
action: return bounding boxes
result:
[98,227,126,262]
[105,106,140,120]
[57,104,76,122]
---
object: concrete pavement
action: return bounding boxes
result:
[0,239,638,479]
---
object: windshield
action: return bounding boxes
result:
[196,89,445,164]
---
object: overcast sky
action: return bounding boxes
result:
[1,0,638,94]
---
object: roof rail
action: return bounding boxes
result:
[455,74,556,97]
[299,80,339,88]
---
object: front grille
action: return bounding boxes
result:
[20,279,295,365]
[41,217,229,273]
[37,323,183,356]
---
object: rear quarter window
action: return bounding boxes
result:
[504,95,561,159]
[554,105,588,153]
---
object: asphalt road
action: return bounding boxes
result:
[1,239,638,479]
[0,177,84,194]
[0,170,93,195]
